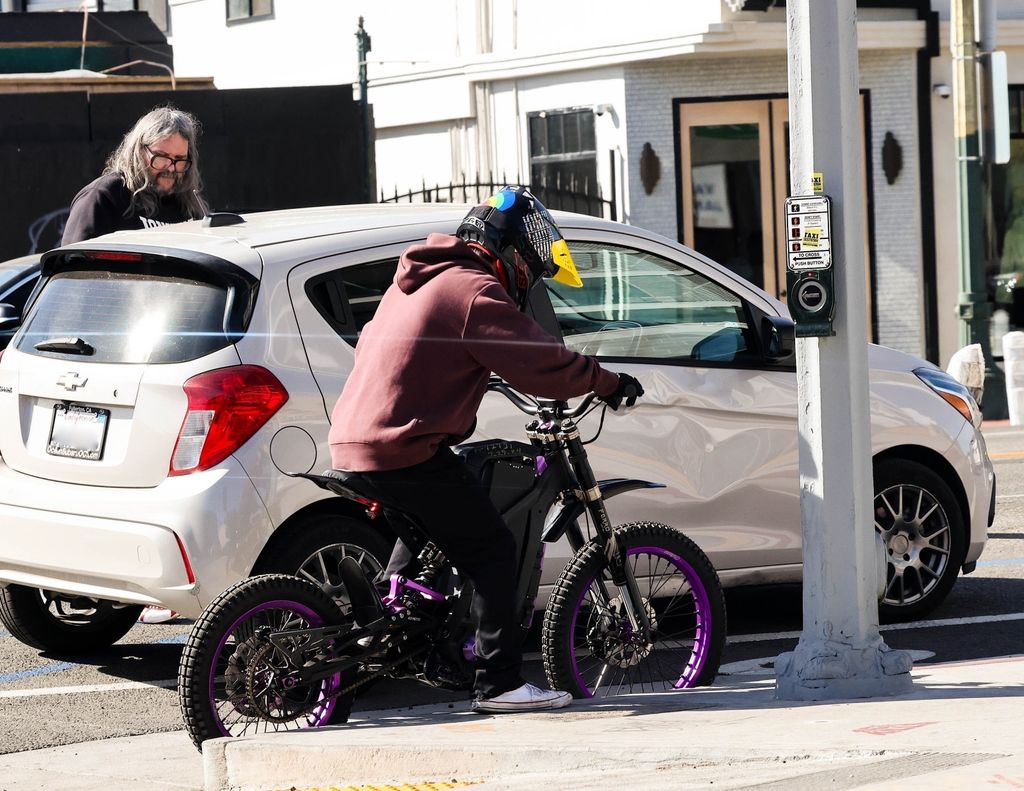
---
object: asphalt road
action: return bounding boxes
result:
[1,423,1021,756]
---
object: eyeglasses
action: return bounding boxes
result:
[145,145,192,173]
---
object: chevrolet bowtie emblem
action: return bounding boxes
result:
[56,372,87,392]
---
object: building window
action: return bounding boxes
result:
[527,109,599,214]
[226,0,272,23]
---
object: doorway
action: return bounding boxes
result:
[678,97,874,336]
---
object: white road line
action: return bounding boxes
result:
[7,613,1024,699]
[728,611,1024,644]
[996,494,1024,500]
[0,679,176,699]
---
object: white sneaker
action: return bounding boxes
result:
[471,682,572,714]
[138,606,178,624]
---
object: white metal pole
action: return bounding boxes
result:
[775,0,913,701]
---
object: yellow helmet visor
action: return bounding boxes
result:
[550,238,582,288]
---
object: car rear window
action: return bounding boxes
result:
[15,269,233,364]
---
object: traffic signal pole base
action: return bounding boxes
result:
[775,635,913,701]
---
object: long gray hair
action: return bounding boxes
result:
[103,106,209,219]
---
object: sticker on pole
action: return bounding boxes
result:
[784,195,832,271]
[812,172,824,193]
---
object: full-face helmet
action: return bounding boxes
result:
[456,186,582,307]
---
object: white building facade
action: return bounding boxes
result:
[164,0,1024,367]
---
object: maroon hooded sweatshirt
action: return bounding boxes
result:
[329,233,620,471]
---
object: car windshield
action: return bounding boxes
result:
[14,269,231,364]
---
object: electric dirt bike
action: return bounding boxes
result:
[177,378,726,749]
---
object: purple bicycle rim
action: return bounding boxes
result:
[569,545,713,697]
[209,599,339,737]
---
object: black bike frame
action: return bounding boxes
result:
[278,382,664,687]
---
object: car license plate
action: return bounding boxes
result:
[47,403,110,461]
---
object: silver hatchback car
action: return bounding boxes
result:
[0,205,994,653]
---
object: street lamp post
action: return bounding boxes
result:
[952,0,1006,418]
[355,17,375,202]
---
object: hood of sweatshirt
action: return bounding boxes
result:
[395,232,493,294]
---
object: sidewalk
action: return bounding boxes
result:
[0,655,1020,791]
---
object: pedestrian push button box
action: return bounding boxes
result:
[784,195,835,337]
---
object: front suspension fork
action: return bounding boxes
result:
[562,420,652,639]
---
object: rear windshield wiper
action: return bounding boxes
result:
[34,336,96,355]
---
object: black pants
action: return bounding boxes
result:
[359,447,525,699]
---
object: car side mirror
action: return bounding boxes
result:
[0,302,19,330]
[762,314,795,361]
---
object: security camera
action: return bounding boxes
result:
[592,103,614,117]
[933,83,951,99]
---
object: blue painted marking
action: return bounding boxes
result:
[0,629,10,639]
[976,556,1024,568]
[153,633,188,645]
[0,661,75,685]
[0,630,188,685]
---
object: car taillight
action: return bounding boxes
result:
[169,365,288,475]
[85,251,145,262]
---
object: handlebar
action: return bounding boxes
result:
[487,377,599,420]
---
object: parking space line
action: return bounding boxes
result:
[727,611,1024,645]
[0,679,176,699]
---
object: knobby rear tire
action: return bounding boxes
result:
[177,573,353,750]
[542,522,726,698]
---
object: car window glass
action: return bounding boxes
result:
[0,272,39,312]
[306,259,398,345]
[546,242,753,362]
[15,270,231,364]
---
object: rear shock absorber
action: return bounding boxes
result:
[409,543,448,598]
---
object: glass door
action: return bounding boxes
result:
[680,97,874,336]
[679,100,777,295]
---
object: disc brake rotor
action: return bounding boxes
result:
[585,595,658,668]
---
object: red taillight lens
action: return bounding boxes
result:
[169,365,288,476]
[85,251,145,262]
[174,532,196,585]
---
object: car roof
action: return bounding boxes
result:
[0,253,41,271]
[47,203,787,316]
[55,203,625,254]
[49,203,628,276]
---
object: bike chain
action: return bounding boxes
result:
[243,639,430,719]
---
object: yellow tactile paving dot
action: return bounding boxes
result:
[283,780,484,791]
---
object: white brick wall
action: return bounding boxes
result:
[624,51,925,356]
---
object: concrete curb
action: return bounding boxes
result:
[201,656,1024,791]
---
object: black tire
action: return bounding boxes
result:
[257,514,390,617]
[178,573,354,750]
[0,584,142,653]
[875,458,966,623]
[542,522,726,699]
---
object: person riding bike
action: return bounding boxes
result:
[328,186,642,713]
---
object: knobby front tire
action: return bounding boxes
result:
[177,574,354,750]
[542,522,726,698]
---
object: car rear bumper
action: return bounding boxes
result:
[0,458,273,617]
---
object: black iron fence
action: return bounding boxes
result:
[380,176,617,222]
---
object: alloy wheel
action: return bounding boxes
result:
[874,482,952,609]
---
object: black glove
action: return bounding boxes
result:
[600,373,644,411]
